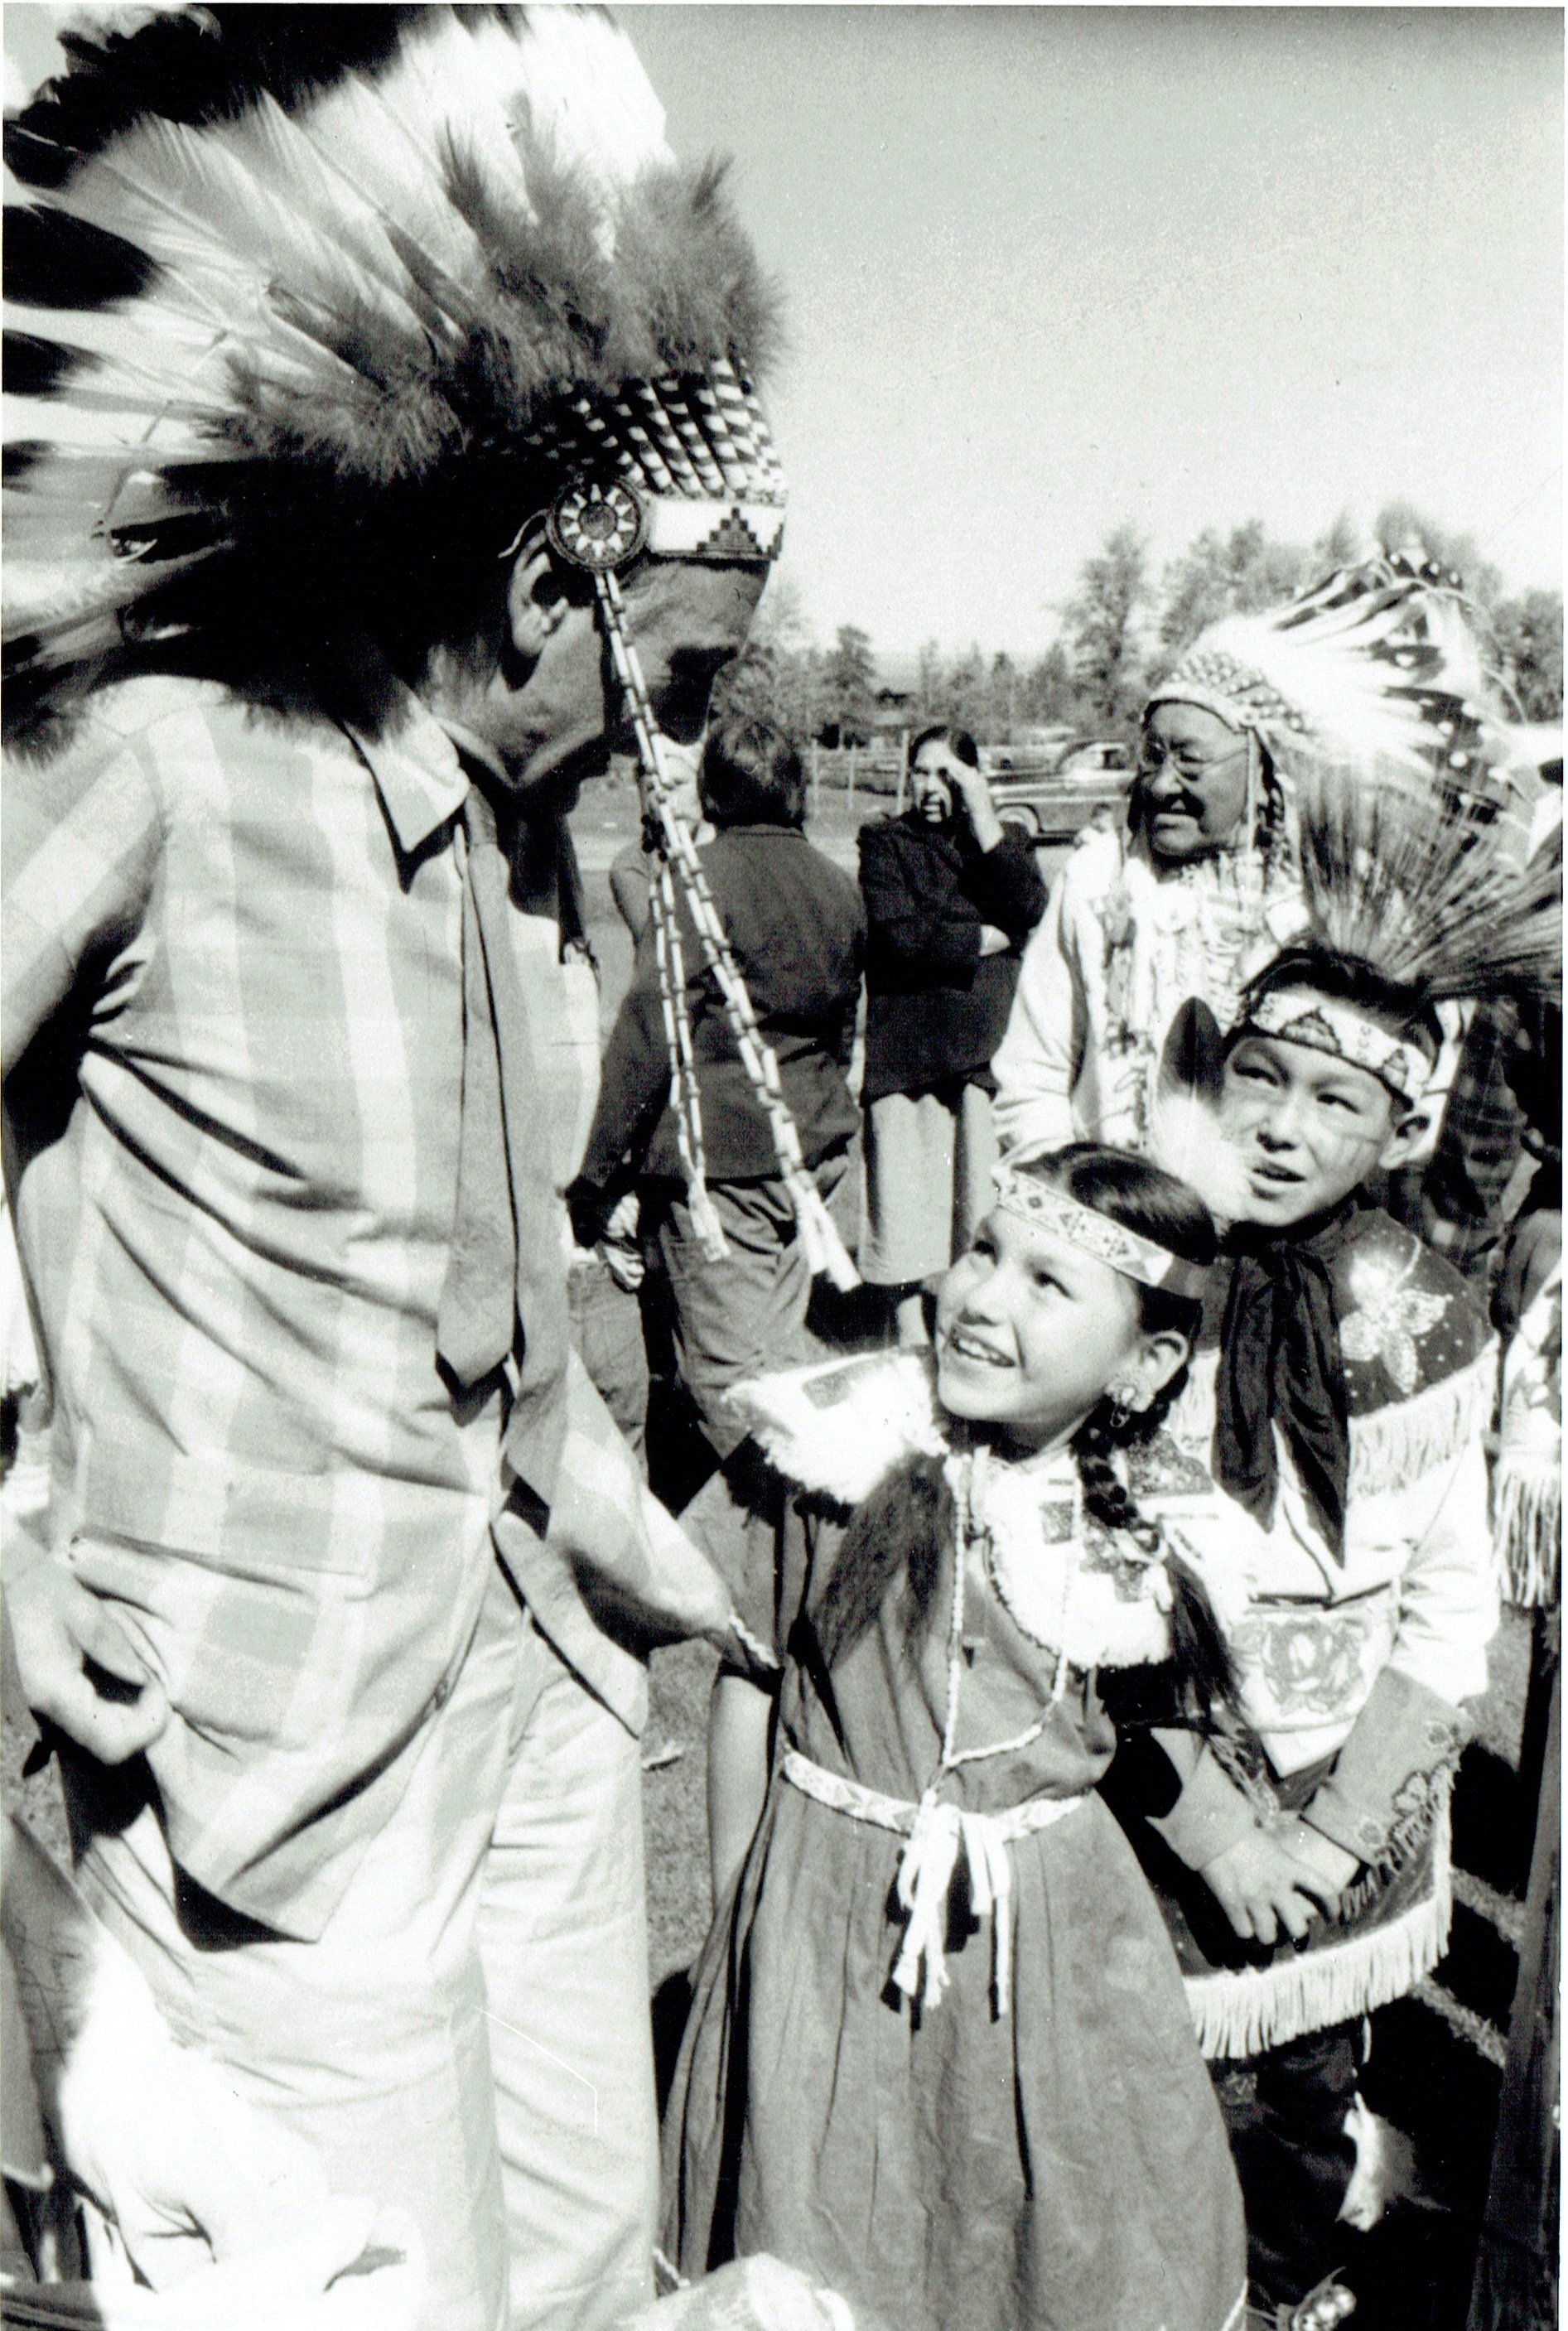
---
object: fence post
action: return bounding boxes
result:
[810,740,820,819]
[895,730,909,814]
[847,745,856,822]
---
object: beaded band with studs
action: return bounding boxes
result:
[1147,654,1309,741]
[991,1171,1213,1302]
[1243,990,1432,1105]
[527,360,786,567]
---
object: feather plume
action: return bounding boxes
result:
[1146,1001,1259,1225]
[1293,756,1561,1002]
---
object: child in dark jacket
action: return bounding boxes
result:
[571,719,865,1469]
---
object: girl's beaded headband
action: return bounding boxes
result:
[991,1171,1213,1302]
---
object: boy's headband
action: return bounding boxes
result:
[991,1170,1213,1302]
[1241,989,1433,1106]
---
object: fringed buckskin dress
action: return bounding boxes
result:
[663,1354,1250,2331]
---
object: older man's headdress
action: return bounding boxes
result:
[1149,552,1507,801]
[4,5,785,746]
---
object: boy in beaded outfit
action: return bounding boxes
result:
[1108,763,1556,2314]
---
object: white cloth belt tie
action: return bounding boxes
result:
[782,1748,1083,2016]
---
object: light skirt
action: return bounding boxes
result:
[860,1081,997,1286]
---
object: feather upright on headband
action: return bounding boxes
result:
[1145,755,1561,1215]
[1290,757,1561,1005]
[3,4,785,748]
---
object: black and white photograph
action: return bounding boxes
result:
[0,6,1560,2329]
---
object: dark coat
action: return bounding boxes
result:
[858,813,1046,1103]
[578,824,865,1190]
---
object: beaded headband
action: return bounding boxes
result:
[991,1171,1213,1301]
[1147,661,1307,742]
[1241,990,1433,1106]
[536,363,787,570]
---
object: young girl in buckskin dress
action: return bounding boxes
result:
[663,1145,1256,2331]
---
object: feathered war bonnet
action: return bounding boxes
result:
[1147,550,1511,807]
[2,4,786,750]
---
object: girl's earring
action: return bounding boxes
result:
[1106,1381,1140,1431]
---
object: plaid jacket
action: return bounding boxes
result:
[1385,997,1525,1284]
[2,678,730,1938]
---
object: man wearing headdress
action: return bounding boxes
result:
[1,11,785,2325]
[992,554,1503,1166]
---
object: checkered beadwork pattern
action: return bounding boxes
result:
[1157,649,1310,737]
[520,358,787,507]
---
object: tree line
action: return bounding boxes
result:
[715,504,1563,750]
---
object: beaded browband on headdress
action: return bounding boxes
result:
[3,5,852,1293]
[991,1171,1212,1302]
[535,364,786,567]
[2,5,790,736]
[1241,991,1434,1108]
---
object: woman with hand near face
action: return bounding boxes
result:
[858,726,1046,1344]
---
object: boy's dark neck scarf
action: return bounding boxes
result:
[1213,1201,1359,1561]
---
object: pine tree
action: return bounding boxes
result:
[819,624,877,746]
[1157,523,1309,660]
[1313,510,1361,569]
[1021,641,1079,727]
[1489,591,1564,722]
[916,638,946,721]
[987,651,1019,742]
[1064,526,1151,730]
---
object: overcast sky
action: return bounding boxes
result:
[628,6,1561,659]
[5,4,1561,663]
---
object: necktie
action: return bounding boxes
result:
[437,785,569,1507]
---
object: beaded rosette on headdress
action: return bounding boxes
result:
[991,1169,1212,1302]
[3,5,788,742]
[2,5,857,1286]
[536,367,786,568]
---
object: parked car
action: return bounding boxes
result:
[1053,739,1131,780]
[988,739,1132,842]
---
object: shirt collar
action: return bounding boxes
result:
[340,689,470,857]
